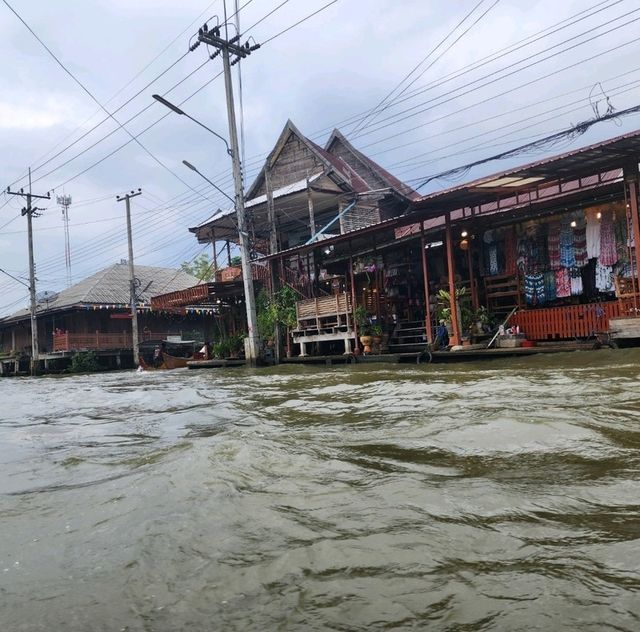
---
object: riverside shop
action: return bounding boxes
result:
[268,129,640,357]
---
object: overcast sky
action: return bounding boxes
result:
[2,0,640,316]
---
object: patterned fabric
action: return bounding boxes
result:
[504,226,517,276]
[595,262,614,292]
[544,270,557,302]
[555,267,571,298]
[559,219,576,268]
[547,220,561,270]
[599,208,618,266]
[570,267,583,296]
[615,210,629,264]
[524,273,545,306]
[488,243,499,275]
[573,215,587,267]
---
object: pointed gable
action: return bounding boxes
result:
[325,129,420,200]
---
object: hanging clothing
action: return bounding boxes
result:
[504,226,517,276]
[559,219,576,268]
[599,208,618,266]
[484,230,499,276]
[524,273,545,306]
[570,267,583,296]
[573,214,588,268]
[581,258,597,299]
[555,267,571,298]
[595,262,614,293]
[544,270,557,302]
[547,220,561,270]
[585,207,601,259]
[615,209,630,265]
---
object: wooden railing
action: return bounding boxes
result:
[151,284,209,309]
[510,300,640,340]
[52,331,173,352]
[296,292,352,331]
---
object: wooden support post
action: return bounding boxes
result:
[266,166,278,255]
[349,253,358,342]
[226,240,232,267]
[445,213,461,346]
[467,236,479,311]
[625,166,640,313]
[307,175,316,239]
[338,200,345,234]
[211,229,218,274]
[420,222,433,344]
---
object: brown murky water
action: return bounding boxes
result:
[1,350,639,631]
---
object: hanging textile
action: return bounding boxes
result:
[585,207,601,259]
[559,218,576,268]
[524,273,545,306]
[570,267,583,296]
[615,209,630,265]
[484,230,499,275]
[555,267,571,298]
[504,226,517,276]
[595,261,614,292]
[543,270,557,302]
[524,223,545,275]
[599,208,618,266]
[547,220,561,270]
[573,214,588,267]
[581,258,597,299]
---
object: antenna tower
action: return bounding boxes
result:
[56,194,72,287]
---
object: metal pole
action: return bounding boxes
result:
[27,168,38,376]
[221,46,259,365]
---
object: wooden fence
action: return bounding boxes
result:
[510,299,640,340]
[52,331,172,352]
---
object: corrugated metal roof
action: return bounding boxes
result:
[1,263,199,323]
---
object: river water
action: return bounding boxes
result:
[1,350,639,631]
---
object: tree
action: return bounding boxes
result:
[181,254,215,281]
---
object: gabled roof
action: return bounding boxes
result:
[245,119,368,201]
[1,263,199,323]
[325,129,420,200]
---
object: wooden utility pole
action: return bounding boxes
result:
[116,189,142,366]
[197,24,261,365]
[6,168,50,376]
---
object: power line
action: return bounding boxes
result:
[351,0,497,136]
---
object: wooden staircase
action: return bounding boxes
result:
[484,273,522,320]
[388,320,429,353]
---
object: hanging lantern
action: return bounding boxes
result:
[459,238,469,250]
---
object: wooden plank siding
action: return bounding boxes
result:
[53,331,173,352]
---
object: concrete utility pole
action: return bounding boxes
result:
[116,189,142,366]
[6,168,50,376]
[196,23,261,365]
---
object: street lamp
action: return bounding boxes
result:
[152,95,232,156]
[182,160,234,205]
[153,94,260,365]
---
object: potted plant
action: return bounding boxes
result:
[354,306,373,353]
[370,323,383,354]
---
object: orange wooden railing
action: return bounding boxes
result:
[510,300,640,340]
[52,331,173,352]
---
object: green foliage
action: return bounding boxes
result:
[370,323,383,337]
[257,287,298,337]
[212,339,230,358]
[67,351,100,373]
[181,254,214,281]
[230,255,242,267]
